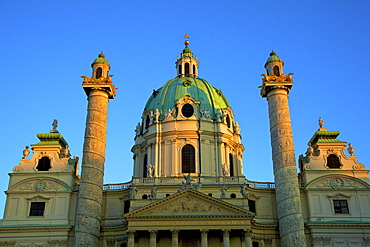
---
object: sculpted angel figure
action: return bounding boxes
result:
[240,184,248,198]
[221,185,227,198]
[222,163,230,176]
[147,164,155,178]
[135,123,141,135]
[129,185,137,199]
[154,109,160,123]
[151,186,158,199]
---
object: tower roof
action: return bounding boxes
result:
[92,52,110,66]
[265,51,283,67]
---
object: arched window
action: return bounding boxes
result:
[37,157,51,171]
[229,153,234,176]
[226,114,231,128]
[185,63,190,77]
[96,67,102,78]
[182,144,195,173]
[327,154,341,168]
[179,65,182,75]
[192,65,196,76]
[273,66,280,76]
[181,104,194,118]
[145,115,150,129]
[143,154,148,177]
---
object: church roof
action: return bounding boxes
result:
[308,130,343,145]
[33,133,68,147]
[144,77,230,121]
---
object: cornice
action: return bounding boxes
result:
[307,222,370,228]
[126,214,254,220]
[0,225,72,232]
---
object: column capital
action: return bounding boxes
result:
[127,230,136,236]
[244,229,252,237]
[222,229,230,236]
[200,229,209,234]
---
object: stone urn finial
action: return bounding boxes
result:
[306,143,314,156]
[22,146,30,159]
[348,143,354,156]
[318,117,324,128]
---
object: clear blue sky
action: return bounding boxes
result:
[1,1,369,216]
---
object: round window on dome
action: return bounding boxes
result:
[181,104,194,118]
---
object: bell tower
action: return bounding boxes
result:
[175,35,199,78]
[260,52,306,246]
[74,53,116,246]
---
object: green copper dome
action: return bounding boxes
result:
[266,51,282,63]
[144,77,230,121]
[92,53,110,65]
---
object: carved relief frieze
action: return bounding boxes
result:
[268,95,288,110]
[314,177,363,189]
[142,194,239,215]
[277,197,302,217]
[270,124,293,140]
[273,152,296,171]
[0,241,16,247]
[276,182,299,203]
[17,179,61,192]
[269,108,290,127]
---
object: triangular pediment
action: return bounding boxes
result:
[125,189,254,218]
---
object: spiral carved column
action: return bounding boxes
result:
[261,79,306,246]
[74,76,115,246]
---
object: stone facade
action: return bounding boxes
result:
[0,48,369,247]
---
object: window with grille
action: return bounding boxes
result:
[29,202,45,216]
[333,200,349,214]
[182,144,195,173]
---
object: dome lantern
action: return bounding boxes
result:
[175,35,199,78]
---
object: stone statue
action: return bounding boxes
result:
[234,122,241,134]
[195,181,202,191]
[200,109,211,120]
[52,119,58,132]
[348,143,354,156]
[240,184,248,198]
[147,164,155,178]
[135,123,141,135]
[151,186,158,199]
[154,109,160,123]
[215,111,221,122]
[220,185,227,198]
[184,174,192,188]
[129,185,137,199]
[222,163,230,176]
[165,108,175,119]
[318,117,324,128]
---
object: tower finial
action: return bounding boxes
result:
[318,117,324,128]
[184,34,190,47]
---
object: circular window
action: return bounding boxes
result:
[230,193,236,198]
[182,104,194,118]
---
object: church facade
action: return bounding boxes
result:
[0,39,370,247]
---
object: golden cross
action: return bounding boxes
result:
[184,34,190,40]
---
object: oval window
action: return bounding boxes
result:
[182,104,194,118]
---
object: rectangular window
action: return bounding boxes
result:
[248,200,256,213]
[333,200,349,214]
[29,202,45,216]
